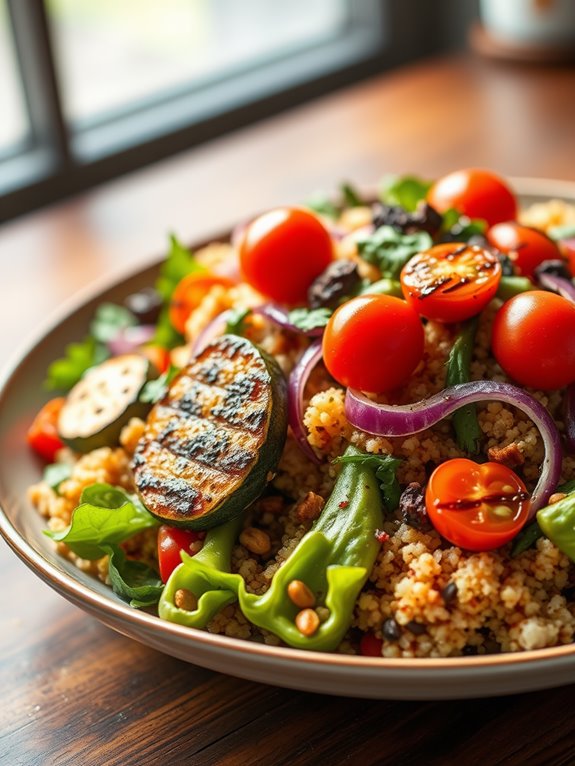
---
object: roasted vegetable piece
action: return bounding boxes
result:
[58,354,156,453]
[159,444,384,652]
[132,335,287,530]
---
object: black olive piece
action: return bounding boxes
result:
[496,252,516,276]
[398,482,432,532]
[382,617,402,642]
[307,259,361,310]
[372,202,443,236]
[124,287,163,324]
[534,259,572,280]
[441,582,458,605]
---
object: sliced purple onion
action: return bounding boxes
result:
[191,310,232,356]
[345,381,562,516]
[254,304,325,337]
[288,341,323,464]
[564,383,575,453]
[536,271,575,303]
[107,325,156,356]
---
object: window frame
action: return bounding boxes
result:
[0,0,440,223]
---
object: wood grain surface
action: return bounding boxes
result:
[3,54,575,765]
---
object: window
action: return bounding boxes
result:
[1,0,419,222]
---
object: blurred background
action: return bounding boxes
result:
[1,0,574,223]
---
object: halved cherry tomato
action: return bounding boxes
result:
[140,344,171,374]
[359,632,383,657]
[487,222,562,278]
[322,294,424,394]
[492,291,575,390]
[427,169,517,227]
[27,397,66,462]
[157,525,206,583]
[425,459,530,551]
[169,274,234,335]
[239,207,333,305]
[400,243,502,323]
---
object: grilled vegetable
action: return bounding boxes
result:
[58,354,155,453]
[131,335,287,529]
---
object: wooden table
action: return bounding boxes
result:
[3,54,575,765]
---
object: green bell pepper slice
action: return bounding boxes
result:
[159,444,384,651]
[537,493,575,561]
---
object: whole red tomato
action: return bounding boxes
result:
[427,169,517,227]
[322,294,424,393]
[239,207,333,305]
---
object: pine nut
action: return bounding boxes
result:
[240,527,271,555]
[174,588,198,611]
[295,608,320,637]
[287,580,316,608]
[549,492,567,505]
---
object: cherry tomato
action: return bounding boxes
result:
[359,632,383,657]
[425,458,530,551]
[491,291,575,390]
[169,274,234,335]
[487,222,562,278]
[322,295,424,393]
[427,169,517,227]
[239,207,333,305]
[27,398,65,462]
[561,237,575,276]
[157,525,205,583]
[400,243,502,323]
[141,344,171,374]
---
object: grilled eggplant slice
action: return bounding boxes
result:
[58,354,155,453]
[131,335,287,529]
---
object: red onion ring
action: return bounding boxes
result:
[288,341,323,464]
[107,325,156,356]
[254,304,325,337]
[190,310,231,356]
[564,383,575,453]
[536,271,575,303]
[345,381,562,516]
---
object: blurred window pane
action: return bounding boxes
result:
[0,0,30,155]
[48,0,350,127]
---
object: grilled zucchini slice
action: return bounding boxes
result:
[131,335,287,529]
[58,354,155,453]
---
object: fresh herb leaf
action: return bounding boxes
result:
[45,483,158,559]
[139,364,179,404]
[441,210,486,241]
[378,175,432,213]
[549,224,575,241]
[357,226,433,280]
[288,307,332,332]
[152,234,206,348]
[340,181,364,208]
[90,303,137,344]
[446,317,482,455]
[225,306,252,336]
[558,479,575,495]
[45,336,109,391]
[334,452,401,512]
[43,462,73,493]
[511,522,543,557]
[103,544,163,608]
[305,193,339,219]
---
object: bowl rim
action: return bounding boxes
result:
[3,175,575,674]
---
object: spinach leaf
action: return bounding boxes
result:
[305,193,339,220]
[441,209,486,241]
[334,453,401,512]
[45,336,109,391]
[90,303,137,344]
[356,226,433,279]
[340,181,364,208]
[139,364,179,404]
[445,317,482,454]
[104,544,163,608]
[288,307,332,332]
[378,175,432,213]
[45,483,158,559]
[43,462,73,493]
[225,306,252,336]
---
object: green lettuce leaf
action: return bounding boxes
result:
[356,226,433,279]
[378,175,432,212]
[104,544,163,608]
[43,462,73,493]
[90,303,137,344]
[288,307,332,332]
[45,336,109,391]
[45,483,158,559]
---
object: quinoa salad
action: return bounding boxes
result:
[26,169,575,659]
